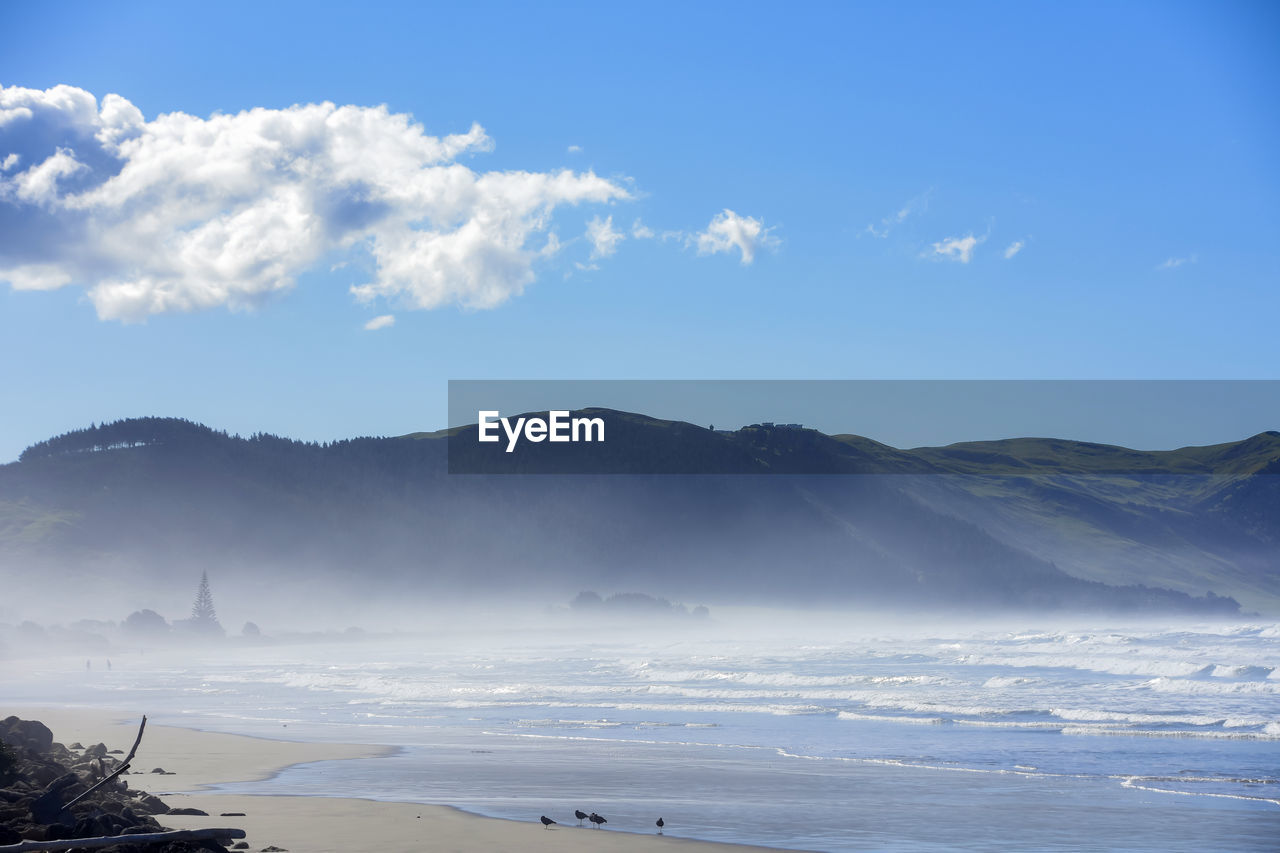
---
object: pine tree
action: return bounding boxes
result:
[190,571,221,631]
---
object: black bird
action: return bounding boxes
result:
[540,815,556,829]
[656,817,665,834]
[589,812,607,829]
[574,809,588,826]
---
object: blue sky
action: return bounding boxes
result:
[1,1,1277,461]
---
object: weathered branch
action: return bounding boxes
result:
[121,715,147,766]
[64,716,146,810]
[0,827,245,852]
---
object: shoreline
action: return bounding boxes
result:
[8,705,791,853]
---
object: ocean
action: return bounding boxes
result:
[6,613,1279,851]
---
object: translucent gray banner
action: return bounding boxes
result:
[445,380,1280,475]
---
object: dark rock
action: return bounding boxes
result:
[151,767,168,774]
[261,847,289,852]
[45,821,73,841]
[1,717,54,754]
[220,812,247,816]
[75,814,114,837]
[30,773,82,823]
[0,717,211,852]
[33,766,64,787]
[108,749,124,754]
[123,824,160,834]
[167,807,210,816]
[69,742,84,750]
[232,843,250,850]
[131,792,170,815]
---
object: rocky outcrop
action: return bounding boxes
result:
[0,715,230,851]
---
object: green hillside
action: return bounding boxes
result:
[1,414,1275,614]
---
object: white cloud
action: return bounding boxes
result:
[12,146,86,204]
[586,214,624,259]
[692,209,777,265]
[1003,240,1024,259]
[0,84,631,321]
[864,190,930,238]
[631,219,654,239]
[567,144,582,153]
[1157,254,1197,270]
[363,313,395,331]
[927,233,984,264]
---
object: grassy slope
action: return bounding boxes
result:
[2,415,1276,612]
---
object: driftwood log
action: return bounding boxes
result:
[64,716,146,810]
[0,827,247,851]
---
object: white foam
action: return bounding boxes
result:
[982,676,1043,688]
[837,711,945,725]
[1051,708,1227,727]
[1144,677,1279,695]
[1061,725,1280,740]
[1210,664,1275,679]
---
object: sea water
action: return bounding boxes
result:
[5,615,1278,851]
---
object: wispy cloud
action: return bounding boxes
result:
[586,215,624,259]
[567,144,582,153]
[631,219,654,239]
[1003,240,1025,259]
[864,190,931,238]
[0,84,631,321]
[926,233,985,264]
[363,314,395,331]
[1157,254,1197,270]
[692,209,778,265]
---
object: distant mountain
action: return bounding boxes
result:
[1,413,1276,616]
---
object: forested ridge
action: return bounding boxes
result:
[2,415,1276,614]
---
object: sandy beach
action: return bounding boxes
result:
[12,707,785,853]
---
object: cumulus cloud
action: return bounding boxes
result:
[631,219,654,239]
[363,314,395,331]
[692,209,777,265]
[0,84,630,321]
[1003,240,1024,259]
[1157,254,1197,270]
[586,214,624,259]
[927,233,984,264]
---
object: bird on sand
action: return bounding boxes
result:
[589,812,607,828]
[540,816,556,829]
[574,809,588,825]
[656,817,665,834]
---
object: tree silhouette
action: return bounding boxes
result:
[190,571,222,634]
[123,609,170,635]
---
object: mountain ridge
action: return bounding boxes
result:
[1,414,1276,616]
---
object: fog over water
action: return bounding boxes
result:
[4,609,1278,851]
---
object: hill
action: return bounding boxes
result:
[0,414,1276,617]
